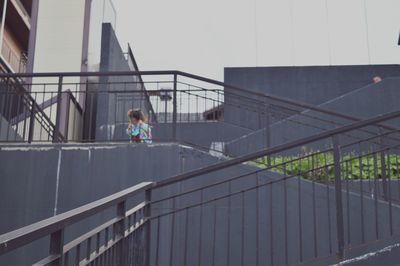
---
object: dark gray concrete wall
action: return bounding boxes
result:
[1,143,399,265]
[224,65,400,130]
[0,143,223,265]
[226,78,400,157]
[150,169,400,266]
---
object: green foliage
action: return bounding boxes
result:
[248,153,400,182]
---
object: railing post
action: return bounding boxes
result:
[53,76,63,143]
[49,229,64,266]
[27,101,35,143]
[379,128,389,201]
[115,200,126,266]
[332,135,345,259]
[172,74,177,140]
[264,101,271,167]
[144,188,152,266]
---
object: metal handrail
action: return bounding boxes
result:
[154,109,400,188]
[0,181,152,255]
[0,77,61,141]
[0,70,395,132]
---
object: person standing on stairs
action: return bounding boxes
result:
[126,109,152,143]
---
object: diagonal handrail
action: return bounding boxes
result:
[0,77,62,141]
[154,109,400,188]
[0,182,152,255]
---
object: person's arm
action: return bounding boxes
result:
[126,123,132,136]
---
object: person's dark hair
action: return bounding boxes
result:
[127,109,147,122]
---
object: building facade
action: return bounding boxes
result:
[0,0,32,73]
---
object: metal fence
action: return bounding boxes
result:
[0,71,397,152]
[2,110,400,265]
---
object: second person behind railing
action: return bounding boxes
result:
[126,109,152,143]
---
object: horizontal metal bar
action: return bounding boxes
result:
[0,182,153,255]
[154,110,400,188]
[32,254,60,266]
[0,70,179,78]
[63,217,122,253]
[125,201,148,217]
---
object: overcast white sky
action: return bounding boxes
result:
[114,0,400,81]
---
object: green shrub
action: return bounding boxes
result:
[248,153,400,182]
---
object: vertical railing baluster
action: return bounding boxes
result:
[115,200,126,266]
[144,189,152,266]
[241,192,245,266]
[28,99,35,143]
[155,216,161,266]
[75,243,81,266]
[86,237,92,262]
[212,203,217,266]
[297,157,303,263]
[387,152,393,236]
[53,75,63,143]
[198,189,204,266]
[14,90,22,141]
[396,154,400,202]
[380,130,389,201]
[5,79,12,141]
[332,136,345,259]
[255,172,260,266]
[172,74,177,140]
[373,152,379,240]
[264,102,271,167]
[269,182,274,266]
[63,251,69,266]
[183,208,189,266]
[311,155,318,258]
[367,154,372,194]
[96,232,100,255]
[359,155,365,243]
[169,197,176,266]
[325,165,333,254]
[49,229,64,266]
[345,160,351,245]
[283,164,288,265]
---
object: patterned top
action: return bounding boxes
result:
[126,123,152,143]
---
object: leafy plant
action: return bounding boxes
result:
[248,152,400,182]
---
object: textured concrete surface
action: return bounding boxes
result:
[1,143,399,265]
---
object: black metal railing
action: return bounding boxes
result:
[0,77,62,142]
[2,110,400,265]
[0,182,152,266]
[0,71,397,152]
